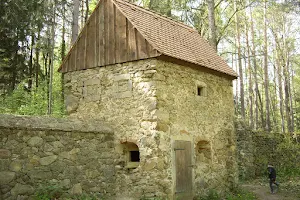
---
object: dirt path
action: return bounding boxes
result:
[242,184,298,200]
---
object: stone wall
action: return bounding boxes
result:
[235,121,256,180]
[155,60,238,196]
[64,58,237,199]
[0,114,115,200]
[236,122,300,179]
[64,59,172,199]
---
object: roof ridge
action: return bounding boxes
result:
[114,0,197,32]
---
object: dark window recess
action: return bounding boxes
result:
[197,87,203,96]
[130,151,140,162]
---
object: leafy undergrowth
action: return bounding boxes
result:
[281,177,300,196]
[195,188,257,200]
[243,176,300,199]
[34,183,107,200]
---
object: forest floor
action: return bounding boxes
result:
[241,178,300,200]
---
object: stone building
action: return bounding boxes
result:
[59,0,238,199]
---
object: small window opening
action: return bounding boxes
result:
[197,87,204,96]
[196,81,207,97]
[121,142,140,169]
[130,151,140,162]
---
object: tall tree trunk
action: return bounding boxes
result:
[283,64,291,133]
[258,83,264,127]
[234,0,245,119]
[250,6,260,129]
[207,0,217,51]
[44,53,48,79]
[72,0,80,44]
[61,5,66,61]
[263,0,271,132]
[291,68,297,130]
[81,0,84,29]
[61,1,66,114]
[272,30,285,133]
[287,60,295,133]
[85,0,89,22]
[276,56,285,133]
[166,0,172,17]
[28,33,35,91]
[282,16,293,133]
[11,50,18,92]
[35,30,40,88]
[232,53,238,114]
[234,48,239,115]
[246,22,253,128]
[11,71,17,92]
[48,2,56,115]
[271,49,278,131]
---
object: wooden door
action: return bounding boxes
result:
[174,140,193,199]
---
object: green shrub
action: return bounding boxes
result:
[35,184,64,200]
[0,78,64,117]
[196,189,220,200]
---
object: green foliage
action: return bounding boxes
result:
[0,0,50,92]
[276,136,300,177]
[251,132,300,179]
[89,0,98,15]
[226,187,257,200]
[35,183,64,200]
[0,75,64,117]
[34,183,106,200]
[195,188,257,200]
[197,189,220,200]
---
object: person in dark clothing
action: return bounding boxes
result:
[267,164,279,194]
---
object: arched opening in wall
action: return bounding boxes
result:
[122,142,140,169]
[196,140,211,164]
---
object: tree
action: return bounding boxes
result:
[207,0,217,50]
[245,16,254,128]
[72,0,80,44]
[263,0,271,132]
[234,0,245,119]
[148,0,173,17]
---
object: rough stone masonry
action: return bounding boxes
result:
[0,58,237,200]
[64,58,238,199]
[0,114,115,200]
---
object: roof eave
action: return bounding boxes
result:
[157,54,238,80]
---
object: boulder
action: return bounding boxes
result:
[0,171,15,184]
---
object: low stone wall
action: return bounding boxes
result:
[236,121,300,180]
[235,121,256,180]
[0,114,115,200]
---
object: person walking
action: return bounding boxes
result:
[267,164,279,194]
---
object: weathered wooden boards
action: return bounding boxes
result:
[60,0,159,73]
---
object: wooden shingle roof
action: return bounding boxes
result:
[59,0,237,79]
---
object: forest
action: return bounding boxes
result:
[0,0,300,199]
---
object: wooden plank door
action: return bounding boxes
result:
[174,140,193,199]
